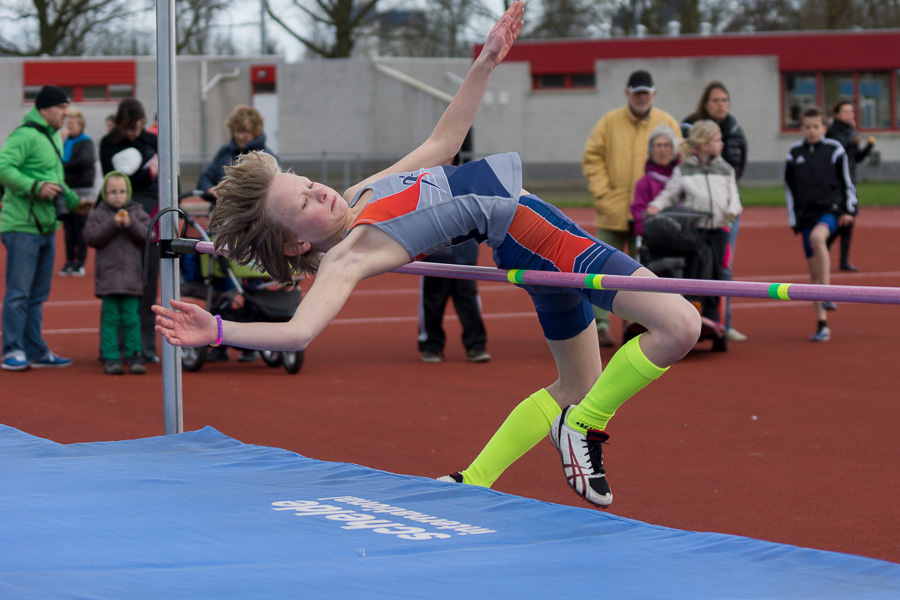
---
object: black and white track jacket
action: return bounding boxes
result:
[783,138,857,233]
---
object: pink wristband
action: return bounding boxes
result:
[210,314,223,347]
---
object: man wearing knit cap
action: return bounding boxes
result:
[582,70,681,347]
[0,84,82,370]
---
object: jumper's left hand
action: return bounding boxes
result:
[839,214,854,227]
[153,300,217,347]
[479,1,525,68]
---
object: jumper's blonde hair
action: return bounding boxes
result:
[210,151,322,283]
[679,119,719,157]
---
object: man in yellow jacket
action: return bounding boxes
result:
[582,70,681,346]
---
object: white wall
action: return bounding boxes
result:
[2,54,897,186]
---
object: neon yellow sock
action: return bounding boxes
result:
[460,389,561,488]
[567,334,668,433]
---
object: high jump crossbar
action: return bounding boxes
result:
[180,240,900,305]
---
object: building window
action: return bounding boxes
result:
[784,70,897,131]
[109,85,134,100]
[858,72,891,129]
[784,73,817,129]
[570,73,596,88]
[23,83,134,103]
[533,73,595,90]
[823,72,853,115]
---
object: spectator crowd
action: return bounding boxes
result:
[0,71,878,373]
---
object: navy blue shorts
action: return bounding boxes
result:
[801,213,838,258]
[493,195,641,341]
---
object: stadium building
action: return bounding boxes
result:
[1,28,897,189]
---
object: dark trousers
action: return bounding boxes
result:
[135,194,160,360]
[829,223,854,265]
[61,213,88,266]
[96,251,159,361]
[684,228,730,322]
[140,252,160,359]
[417,276,487,353]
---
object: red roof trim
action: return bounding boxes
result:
[477,30,900,74]
[24,61,136,86]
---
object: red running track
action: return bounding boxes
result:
[1,206,899,563]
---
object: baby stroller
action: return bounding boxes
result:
[179,192,305,373]
[624,208,728,352]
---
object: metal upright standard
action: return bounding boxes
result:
[157,0,183,435]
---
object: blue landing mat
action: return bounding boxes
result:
[0,424,897,599]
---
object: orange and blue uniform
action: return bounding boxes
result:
[349,152,640,340]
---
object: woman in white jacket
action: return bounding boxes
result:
[645,120,742,328]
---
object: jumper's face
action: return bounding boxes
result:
[626,89,655,118]
[802,116,825,144]
[649,134,674,165]
[701,132,723,158]
[835,104,855,126]
[266,172,347,252]
[40,104,69,131]
[705,88,730,122]
[105,177,129,209]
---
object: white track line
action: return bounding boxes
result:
[35,298,846,336]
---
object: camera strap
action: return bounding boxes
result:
[18,122,64,236]
[19,122,63,161]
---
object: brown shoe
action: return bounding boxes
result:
[597,328,615,348]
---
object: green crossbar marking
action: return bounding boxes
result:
[768,283,791,300]
[507,269,524,284]
[585,274,604,289]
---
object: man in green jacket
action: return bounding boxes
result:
[0,85,82,370]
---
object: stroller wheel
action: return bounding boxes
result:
[182,346,207,372]
[261,350,283,368]
[282,350,305,374]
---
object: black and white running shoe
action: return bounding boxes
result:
[549,406,613,508]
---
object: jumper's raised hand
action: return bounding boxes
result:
[152,300,217,348]
[480,1,525,68]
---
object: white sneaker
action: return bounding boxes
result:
[725,328,747,342]
[549,406,613,508]
[810,326,831,342]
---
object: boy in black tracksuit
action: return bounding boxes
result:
[784,106,857,342]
